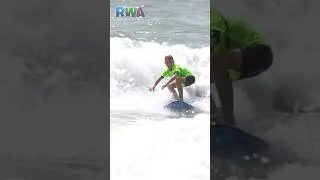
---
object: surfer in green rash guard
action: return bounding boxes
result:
[149,55,196,101]
[210,9,273,126]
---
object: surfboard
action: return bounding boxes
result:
[164,100,196,112]
[163,100,202,118]
[211,124,269,156]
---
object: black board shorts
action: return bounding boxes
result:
[239,44,273,80]
[183,75,195,86]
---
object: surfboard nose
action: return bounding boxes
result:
[163,100,200,118]
[164,100,195,111]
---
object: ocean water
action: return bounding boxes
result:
[110,0,211,180]
[110,0,210,48]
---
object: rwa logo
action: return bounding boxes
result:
[115,6,145,17]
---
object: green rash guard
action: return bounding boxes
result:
[211,9,266,52]
[161,64,193,78]
[210,9,267,80]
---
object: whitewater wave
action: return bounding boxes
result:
[110,37,210,114]
[110,37,211,180]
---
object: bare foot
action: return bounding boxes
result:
[211,107,222,124]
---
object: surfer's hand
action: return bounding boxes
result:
[161,85,167,89]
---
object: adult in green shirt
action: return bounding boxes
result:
[211,9,273,126]
[149,55,195,101]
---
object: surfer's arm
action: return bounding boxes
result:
[152,76,164,88]
[164,74,177,87]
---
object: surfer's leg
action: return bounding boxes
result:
[211,49,242,125]
[167,83,179,100]
[175,77,184,100]
[211,44,273,125]
[210,95,222,123]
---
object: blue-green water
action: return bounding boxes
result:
[110,0,210,48]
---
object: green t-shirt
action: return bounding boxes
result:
[210,9,267,80]
[210,9,266,53]
[161,64,192,78]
